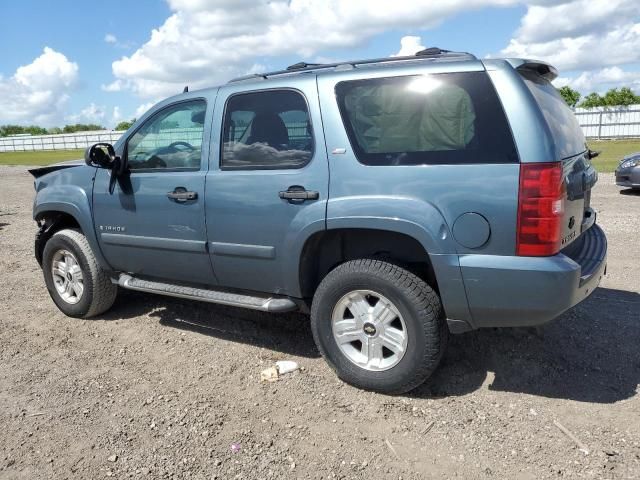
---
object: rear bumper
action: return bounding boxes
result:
[459,224,607,328]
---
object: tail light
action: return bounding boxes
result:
[516,162,564,256]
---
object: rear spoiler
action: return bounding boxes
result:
[506,59,559,82]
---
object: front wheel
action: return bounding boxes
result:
[42,229,117,318]
[311,259,447,394]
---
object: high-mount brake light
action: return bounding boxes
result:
[516,162,564,256]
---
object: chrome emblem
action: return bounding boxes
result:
[99,225,126,232]
[363,323,377,336]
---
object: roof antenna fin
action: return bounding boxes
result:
[183,85,189,93]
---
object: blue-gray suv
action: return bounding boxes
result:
[30,49,607,393]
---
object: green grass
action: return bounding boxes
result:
[0,139,639,171]
[588,139,640,172]
[0,149,84,166]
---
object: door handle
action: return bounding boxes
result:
[279,186,319,202]
[167,188,198,202]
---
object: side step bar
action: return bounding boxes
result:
[117,274,298,313]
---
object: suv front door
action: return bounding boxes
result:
[206,77,328,296]
[93,97,217,285]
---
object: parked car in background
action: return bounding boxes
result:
[615,153,640,190]
[29,48,607,394]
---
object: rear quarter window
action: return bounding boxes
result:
[520,71,586,159]
[335,72,518,166]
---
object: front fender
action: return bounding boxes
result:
[33,185,111,271]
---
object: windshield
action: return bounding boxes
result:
[520,71,586,159]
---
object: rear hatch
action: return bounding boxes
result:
[519,67,598,250]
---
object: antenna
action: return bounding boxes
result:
[183,86,188,93]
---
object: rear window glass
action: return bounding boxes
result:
[520,71,586,159]
[335,72,518,166]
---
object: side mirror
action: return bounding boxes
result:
[85,143,126,194]
[85,143,118,168]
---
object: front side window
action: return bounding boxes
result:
[221,90,313,169]
[336,72,518,166]
[127,100,206,170]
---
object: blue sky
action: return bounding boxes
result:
[0,0,638,128]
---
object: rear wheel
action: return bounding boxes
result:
[311,259,447,394]
[42,229,117,318]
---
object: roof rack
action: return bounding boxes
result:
[229,47,476,83]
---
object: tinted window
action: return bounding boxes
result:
[221,90,313,169]
[127,100,206,171]
[336,72,517,166]
[520,71,586,159]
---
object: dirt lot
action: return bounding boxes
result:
[0,166,638,480]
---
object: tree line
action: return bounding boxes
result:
[558,86,640,109]
[0,120,136,138]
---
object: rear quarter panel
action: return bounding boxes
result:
[316,62,521,258]
[317,62,523,326]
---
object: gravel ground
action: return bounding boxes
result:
[0,166,638,480]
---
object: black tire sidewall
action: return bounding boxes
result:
[42,233,95,318]
[312,263,442,393]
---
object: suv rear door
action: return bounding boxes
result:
[205,76,329,296]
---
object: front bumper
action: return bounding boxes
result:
[459,224,607,328]
[615,166,640,188]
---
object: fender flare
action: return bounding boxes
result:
[33,199,111,272]
[282,195,458,297]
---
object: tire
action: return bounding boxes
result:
[311,259,447,394]
[42,229,117,318]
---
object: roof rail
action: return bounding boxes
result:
[286,61,322,71]
[228,47,476,83]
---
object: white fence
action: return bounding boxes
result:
[0,130,124,153]
[574,104,640,139]
[2,105,640,153]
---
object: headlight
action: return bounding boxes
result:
[620,158,639,169]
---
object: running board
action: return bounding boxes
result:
[117,274,297,313]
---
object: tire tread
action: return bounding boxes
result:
[50,229,117,318]
[311,258,447,394]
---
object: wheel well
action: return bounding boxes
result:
[34,211,82,265]
[299,229,438,298]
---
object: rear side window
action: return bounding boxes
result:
[221,89,314,170]
[520,71,586,159]
[336,72,518,166]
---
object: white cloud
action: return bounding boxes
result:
[109,0,522,98]
[501,0,640,72]
[109,0,640,99]
[104,33,136,49]
[111,106,122,124]
[101,79,123,92]
[66,102,106,124]
[559,67,640,93]
[0,47,78,126]
[134,102,155,119]
[392,36,426,57]
[515,0,638,44]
